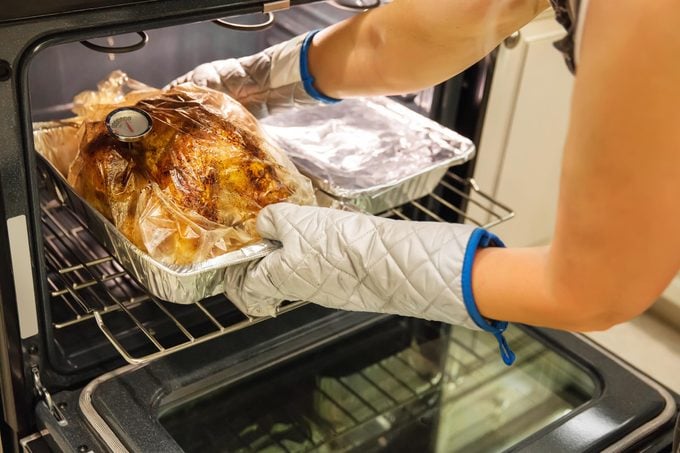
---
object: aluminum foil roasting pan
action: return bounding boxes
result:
[263,97,476,213]
[33,96,474,304]
[34,122,278,304]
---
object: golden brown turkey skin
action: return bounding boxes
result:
[68,88,305,265]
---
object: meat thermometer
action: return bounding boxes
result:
[105,107,153,142]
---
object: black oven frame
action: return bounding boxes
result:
[0,1,491,449]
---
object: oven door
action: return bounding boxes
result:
[35,305,678,452]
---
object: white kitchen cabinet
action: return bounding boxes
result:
[470,12,573,247]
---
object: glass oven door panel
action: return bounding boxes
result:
[158,322,596,452]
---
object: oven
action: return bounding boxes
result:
[1,1,678,452]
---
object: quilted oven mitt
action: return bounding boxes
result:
[169,31,338,118]
[224,203,516,365]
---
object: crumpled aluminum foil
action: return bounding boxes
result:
[263,97,475,213]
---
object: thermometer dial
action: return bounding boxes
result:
[105,107,153,142]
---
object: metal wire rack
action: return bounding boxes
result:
[379,171,514,228]
[41,170,513,365]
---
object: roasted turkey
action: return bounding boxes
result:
[67,86,313,265]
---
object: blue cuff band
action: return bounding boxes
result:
[461,228,516,366]
[300,30,342,104]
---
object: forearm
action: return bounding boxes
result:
[308,0,549,98]
[473,236,679,333]
[471,246,629,332]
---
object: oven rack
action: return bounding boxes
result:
[42,171,514,365]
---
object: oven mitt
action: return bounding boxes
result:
[167,30,339,118]
[224,203,516,365]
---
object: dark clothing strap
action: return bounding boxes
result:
[549,0,581,73]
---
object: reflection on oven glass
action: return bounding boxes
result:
[158,321,595,452]
[434,328,596,452]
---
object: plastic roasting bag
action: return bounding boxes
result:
[41,71,315,265]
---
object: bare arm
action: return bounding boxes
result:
[473,0,680,331]
[308,0,549,98]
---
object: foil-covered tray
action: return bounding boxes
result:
[34,122,278,304]
[263,97,476,213]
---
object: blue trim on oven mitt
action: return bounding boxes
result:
[300,30,342,104]
[462,228,516,366]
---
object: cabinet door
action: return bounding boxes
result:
[470,15,573,247]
